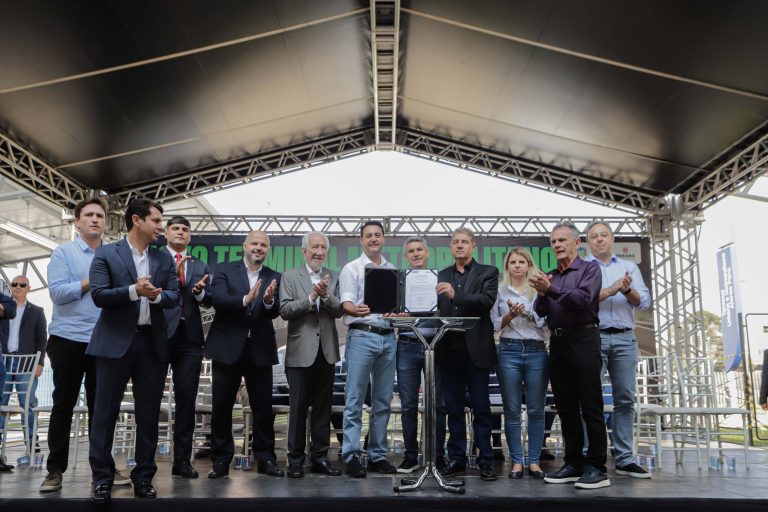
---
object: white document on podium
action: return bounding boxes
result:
[404,269,438,313]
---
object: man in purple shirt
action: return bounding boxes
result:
[530,221,609,489]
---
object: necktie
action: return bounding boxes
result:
[175,253,185,286]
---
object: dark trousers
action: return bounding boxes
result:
[549,326,607,471]
[168,321,202,463]
[285,348,335,465]
[46,335,96,473]
[440,348,493,465]
[396,339,447,462]
[89,331,167,485]
[210,343,275,464]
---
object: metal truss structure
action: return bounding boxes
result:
[370,0,400,150]
[0,132,87,210]
[181,214,648,237]
[0,255,51,293]
[682,130,768,211]
[649,200,706,360]
[398,129,663,215]
[109,129,373,209]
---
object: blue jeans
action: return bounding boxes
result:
[0,358,38,443]
[342,328,396,462]
[496,339,548,465]
[600,331,638,467]
[396,338,446,462]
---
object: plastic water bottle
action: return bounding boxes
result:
[33,453,44,469]
[635,455,645,467]
[646,456,656,470]
[126,458,137,468]
[554,441,564,457]
[726,456,736,471]
[467,455,477,469]
[233,454,242,469]
[240,455,252,470]
[359,453,368,468]
[16,455,30,466]
[709,455,721,470]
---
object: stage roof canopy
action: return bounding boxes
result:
[1,0,768,228]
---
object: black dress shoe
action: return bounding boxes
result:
[508,469,523,479]
[92,483,112,504]
[287,462,304,478]
[528,467,546,479]
[479,464,497,481]
[257,460,285,477]
[0,462,13,472]
[441,459,466,477]
[172,460,199,479]
[133,481,157,498]
[208,462,230,479]
[311,459,342,476]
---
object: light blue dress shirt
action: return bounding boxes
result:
[586,254,651,330]
[47,236,101,343]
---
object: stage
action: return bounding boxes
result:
[1,441,766,512]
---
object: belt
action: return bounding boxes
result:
[135,325,153,334]
[349,323,394,336]
[500,337,546,347]
[551,323,598,337]
[397,334,421,343]
[600,327,633,334]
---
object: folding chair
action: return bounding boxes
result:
[1,351,41,458]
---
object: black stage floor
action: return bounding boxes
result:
[1,442,766,512]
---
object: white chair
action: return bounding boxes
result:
[1,351,41,458]
[32,387,89,468]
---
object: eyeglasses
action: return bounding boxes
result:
[10,282,28,288]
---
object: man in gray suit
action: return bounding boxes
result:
[279,232,343,478]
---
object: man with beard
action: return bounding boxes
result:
[339,220,397,478]
[205,230,283,478]
[87,198,180,503]
[280,231,343,478]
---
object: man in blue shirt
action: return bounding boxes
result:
[40,198,130,492]
[585,221,651,479]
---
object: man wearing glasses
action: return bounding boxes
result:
[0,276,47,453]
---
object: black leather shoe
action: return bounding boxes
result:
[528,466,546,479]
[207,462,230,479]
[92,483,112,504]
[441,459,466,477]
[257,460,285,477]
[172,460,199,479]
[287,462,304,478]
[133,481,157,498]
[508,469,523,479]
[311,459,342,476]
[479,464,497,481]
[0,461,13,472]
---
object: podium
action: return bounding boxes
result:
[384,316,478,494]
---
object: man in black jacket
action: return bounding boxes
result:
[0,281,17,472]
[205,230,283,479]
[436,227,499,481]
[163,216,212,478]
[0,275,47,451]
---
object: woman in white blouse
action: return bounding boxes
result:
[491,248,549,480]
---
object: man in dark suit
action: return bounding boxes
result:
[0,281,17,472]
[279,231,343,478]
[163,216,212,479]
[86,198,179,503]
[205,230,282,478]
[0,275,47,450]
[436,227,498,481]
